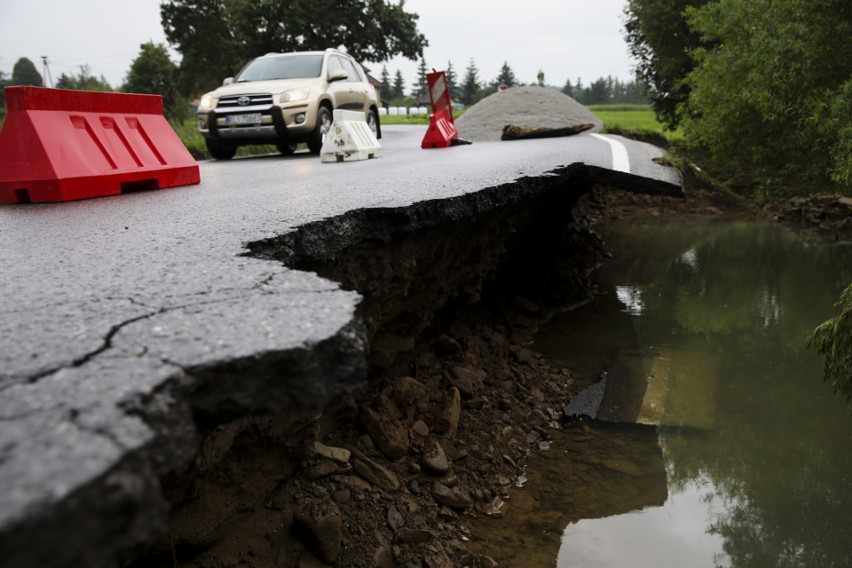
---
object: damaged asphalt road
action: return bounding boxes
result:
[0,125,680,567]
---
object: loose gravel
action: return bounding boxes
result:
[455,86,603,142]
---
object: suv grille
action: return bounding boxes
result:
[217,93,274,109]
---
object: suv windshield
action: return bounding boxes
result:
[235,54,323,82]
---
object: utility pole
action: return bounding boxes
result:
[41,56,53,88]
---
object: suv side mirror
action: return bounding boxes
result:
[328,69,348,83]
[223,77,234,86]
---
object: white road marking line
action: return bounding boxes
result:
[590,133,631,173]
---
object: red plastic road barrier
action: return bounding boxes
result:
[426,71,453,121]
[421,71,461,149]
[0,86,200,203]
[421,107,459,149]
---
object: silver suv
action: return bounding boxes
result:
[196,49,382,160]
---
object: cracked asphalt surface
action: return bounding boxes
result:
[0,125,680,566]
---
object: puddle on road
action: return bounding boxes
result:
[468,219,852,568]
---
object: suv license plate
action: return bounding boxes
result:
[226,113,262,125]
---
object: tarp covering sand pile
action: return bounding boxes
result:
[455,86,604,142]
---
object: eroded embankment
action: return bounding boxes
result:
[118,168,676,568]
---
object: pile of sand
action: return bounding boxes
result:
[454,86,603,142]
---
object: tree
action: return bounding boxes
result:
[123,42,184,120]
[391,69,406,100]
[536,69,545,87]
[380,65,391,100]
[586,77,610,104]
[0,70,9,109]
[412,56,428,98]
[161,0,428,95]
[561,78,574,98]
[682,0,852,191]
[445,60,459,102]
[460,59,480,105]
[494,61,516,88]
[11,57,42,86]
[809,283,852,403]
[623,0,710,129]
[55,65,112,92]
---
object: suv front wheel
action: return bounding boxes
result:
[308,106,333,154]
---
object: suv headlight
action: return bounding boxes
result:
[280,88,310,103]
[199,94,213,111]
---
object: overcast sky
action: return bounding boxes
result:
[0,0,634,91]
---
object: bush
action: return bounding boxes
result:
[681,0,852,195]
[809,283,852,404]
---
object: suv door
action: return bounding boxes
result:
[340,58,372,112]
[326,55,367,112]
[326,55,357,110]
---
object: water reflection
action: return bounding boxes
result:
[486,219,852,567]
[559,479,729,568]
[467,424,668,568]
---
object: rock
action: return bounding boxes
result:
[438,506,458,519]
[392,376,428,421]
[513,348,539,367]
[411,420,430,437]
[387,505,404,532]
[360,405,409,459]
[471,555,500,568]
[302,460,339,481]
[373,545,394,568]
[475,496,507,519]
[449,366,484,398]
[308,441,351,464]
[433,387,461,438]
[438,438,465,461]
[432,481,471,510]
[435,334,461,354]
[332,489,351,505]
[421,438,450,475]
[337,474,372,493]
[373,393,402,421]
[352,450,401,492]
[293,499,343,564]
[394,528,434,544]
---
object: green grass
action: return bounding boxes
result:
[587,104,683,142]
[380,113,430,125]
[380,108,467,125]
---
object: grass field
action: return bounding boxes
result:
[587,104,682,141]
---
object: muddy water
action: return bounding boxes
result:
[468,219,852,567]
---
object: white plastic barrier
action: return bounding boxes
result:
[379,107,388,116]
[389,107,399,116]
[320,109,382,163]
[417,106,428,115]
